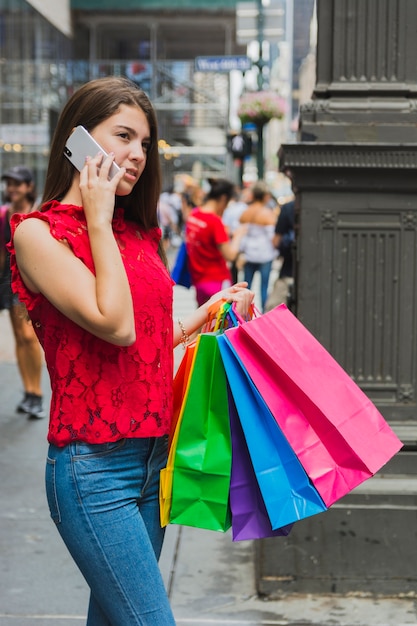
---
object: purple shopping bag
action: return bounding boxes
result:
[228,387,293,542]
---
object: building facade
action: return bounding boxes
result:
[0,0,72,190]
[0,0,314,189]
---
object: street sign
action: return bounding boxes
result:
[195,56,252,73]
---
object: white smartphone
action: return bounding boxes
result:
[64,125,120,180]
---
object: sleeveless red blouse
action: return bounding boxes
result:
[9,201,174,447]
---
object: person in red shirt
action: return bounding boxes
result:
[8,77,254,625]
[185,178,247,306]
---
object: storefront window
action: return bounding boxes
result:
[0,1,72,192]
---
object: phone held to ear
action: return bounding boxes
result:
[64,126,121,180]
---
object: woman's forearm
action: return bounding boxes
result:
[173,301,210,348]
[88,223,136,344]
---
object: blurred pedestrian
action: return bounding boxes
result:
[239,180,278,311]
[0,165,45,419]
[8,76,254,625]
[222,185,253,283]
[158,186,182,251]
[185,177,247,306]
[265,198,295,311]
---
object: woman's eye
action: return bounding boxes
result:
[118,132,129,140]
[142,142,151,153]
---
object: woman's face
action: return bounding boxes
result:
[90,104,151,197]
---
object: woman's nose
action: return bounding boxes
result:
[129,141,146,162]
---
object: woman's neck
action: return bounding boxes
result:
[200,199,217,213]
[60,175,83,206]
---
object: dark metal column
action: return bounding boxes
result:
[256,0,417,596]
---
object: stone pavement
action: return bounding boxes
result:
[0,286,416,625]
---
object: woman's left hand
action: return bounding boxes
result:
[175,282,256,349]
[207,282,255,318]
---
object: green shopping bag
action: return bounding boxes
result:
[160,340,197,527]
[169,332,232,532]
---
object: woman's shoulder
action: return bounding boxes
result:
[259,207,277,225]
[11,200,81,230]
[11,202,91,262]
[240,204,275,226]
[239,206,256,223]
[10,208,49,235]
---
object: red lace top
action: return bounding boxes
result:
[8,201,174,447]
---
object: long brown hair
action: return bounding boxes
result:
[42,76,166,263]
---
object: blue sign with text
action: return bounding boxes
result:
[195,56,252,73]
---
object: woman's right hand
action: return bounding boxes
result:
[79,153,126,227]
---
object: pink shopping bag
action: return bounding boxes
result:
[225,304,403,507]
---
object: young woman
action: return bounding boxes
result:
[0,165,45,418]
[184,178,247,306]
[8,77,254,625]
[239,180,278,311]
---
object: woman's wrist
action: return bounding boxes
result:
[177,318,190,349]
[173,306,206,348]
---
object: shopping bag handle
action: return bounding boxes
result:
[230,302,261,326]
[202,299,261,333]
[201,299,228,333]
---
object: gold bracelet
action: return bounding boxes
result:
[178,318,190,349]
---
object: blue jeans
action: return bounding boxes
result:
[244,260,273,312]
[45,437,176,626]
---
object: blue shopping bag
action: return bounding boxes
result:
[217,333,327,531]
[171,242,192,289]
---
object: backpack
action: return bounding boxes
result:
[0,204,8,237]
[0,205,9,274]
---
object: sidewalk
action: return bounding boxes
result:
[0,290,416,625]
